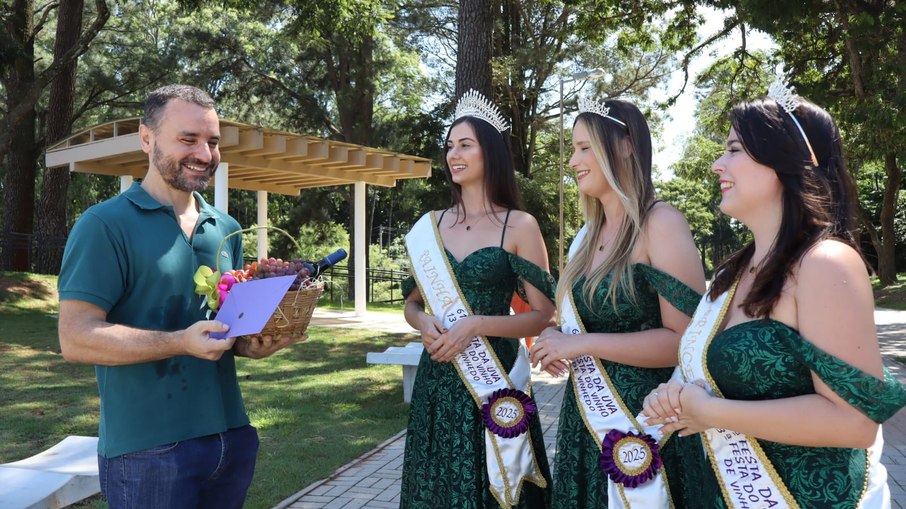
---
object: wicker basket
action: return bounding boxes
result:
[217,226,325,337]
[260,281,324,336]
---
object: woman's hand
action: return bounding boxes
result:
[530,326,574,375]
[541,358,570,377]
[429,315,481,362]
[415,312,446,352]
[642,379,713,436]
[642,380,684,423]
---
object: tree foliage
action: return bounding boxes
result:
[700,0,906,283]
[3,0,902,289]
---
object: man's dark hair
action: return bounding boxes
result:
[142,85,216,132]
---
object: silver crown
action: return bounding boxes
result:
[454,89,509,133]
[767,77,818,165]
[767,79,801,113]
[577,96,627,127]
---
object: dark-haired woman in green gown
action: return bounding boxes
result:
[529,98,706,508]
[399,90,555,509]
[643,84,906,508]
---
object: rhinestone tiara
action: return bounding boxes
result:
[767,78,818,166]
[577,96,627,127]
[767,79,801,114]
[454,89,509,133]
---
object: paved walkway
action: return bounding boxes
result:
[277,308,906,508]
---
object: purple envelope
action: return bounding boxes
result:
[209,275,297,339]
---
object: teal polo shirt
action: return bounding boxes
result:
[58,183,249,458]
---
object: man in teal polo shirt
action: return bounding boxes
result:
[58,85,301,509]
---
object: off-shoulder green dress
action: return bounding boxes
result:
[400,246,556,509]
[552,264,707,509]
[690,319,906,508]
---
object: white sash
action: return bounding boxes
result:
[678,285,798,508]
[567,224,588,260]
[859,427,890,509]
[559,226,669,508]
[679,285,892,508]
[405,212,546,509]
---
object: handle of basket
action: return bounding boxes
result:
[215,225,304,274]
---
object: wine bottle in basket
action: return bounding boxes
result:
[304,248,348,278]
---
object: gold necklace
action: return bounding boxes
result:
[597,232,613,252]
[463,214,489,231]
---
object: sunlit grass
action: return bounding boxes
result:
[0,271,414,509]
[0,271,59,314]
[872,277,906,311]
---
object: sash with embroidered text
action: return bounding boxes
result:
[677,281,800,508]
[405,212,547,509]
[559,225,670,508]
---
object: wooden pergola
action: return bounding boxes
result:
[46,117,432,316]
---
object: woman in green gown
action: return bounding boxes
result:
[529,98,706,508]
[399,90,556,508]
[643,83,906,508]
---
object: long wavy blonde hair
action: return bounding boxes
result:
[555,100,656,314]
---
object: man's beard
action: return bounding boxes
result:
[152,144,217,192]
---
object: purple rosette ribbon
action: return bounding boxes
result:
[481,388,537,439]
[599,429,662,488]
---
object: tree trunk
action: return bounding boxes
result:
[0,0,108,167]
[876,152,901,285]
[1,0,37,272]
[455,0,493,99]
[855,200,883,272]
[330,31,375,302]
[500,0,530,176]
[34,0,84,274]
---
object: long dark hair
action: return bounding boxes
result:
[708,96,862,317]
[443,116,523,217]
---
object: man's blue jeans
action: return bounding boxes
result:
[99,424,259,508]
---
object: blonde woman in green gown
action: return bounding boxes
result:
[530,98,706,508]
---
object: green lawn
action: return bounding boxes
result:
[873,277,906,311]
[0,272,413,509]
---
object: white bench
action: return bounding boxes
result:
[367,342,424,403]
[0,435,100,509]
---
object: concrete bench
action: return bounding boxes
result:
[0,435,100,509]
[367,342,424,403]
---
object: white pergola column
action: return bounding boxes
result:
[119,175,133,193]
[355,181,366,317]
[257,191,268,260]
[214,162,229,213]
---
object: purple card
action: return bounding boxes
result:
[209,275,297,339]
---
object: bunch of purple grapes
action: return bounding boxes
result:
[231,257,318,290]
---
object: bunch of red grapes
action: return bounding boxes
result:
[226,257,318,291]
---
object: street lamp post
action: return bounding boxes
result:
[558,68,605,274]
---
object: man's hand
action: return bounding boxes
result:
[180,320,237,360]
[233,333,308,359]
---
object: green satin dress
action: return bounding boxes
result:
[551,264,707,509]
[400,247,556,509]
[690,319,906,508]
